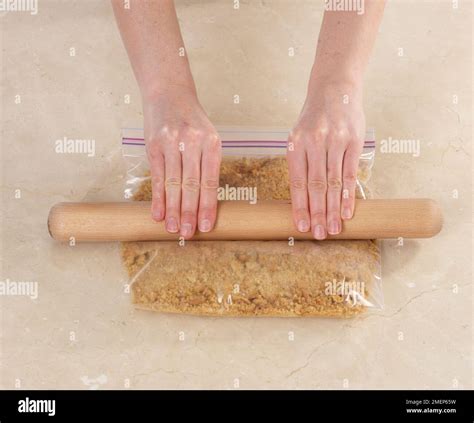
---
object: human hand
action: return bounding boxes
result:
[287,79,365,240]
[143,86,221,239]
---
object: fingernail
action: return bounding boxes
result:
[181,223,193,238]
[297,220,309,232]
[166,217,178,233]
[314,225,325,240]
[342,208,352,219]
[328,220,340,235]
[199,219,211,232]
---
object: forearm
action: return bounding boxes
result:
[111,0,195,100]
[309,0,385,89]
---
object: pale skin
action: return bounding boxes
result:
[112,0,385,240]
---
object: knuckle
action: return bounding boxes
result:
[151,175,164,186]
[331,125,349,138]
[206,134,222,151]
[291,127,329,146]
[311,211,326,220]
[288,128,303,142]
[182,140,200,152]
[343,174,357,186]
[180,125,200,140]
[286,141,302,155]
[290,178,307,191]
[182,177,200,192]
[181,210,196,220]
[327,211,341,219]
[199,206,215,217]
[202,178,219,190]
[166,207,180,216]
[293,207,309,216]
[155,125,178,140]
[348,128,361,141]
[152,187,163,200]
[165,177,182,191]
[307,179,327,193]
[178,129,202,151]
[146,141,163,159]
[312,126,329,143]
[346,124,363,140]
[287,130,306,150]
[327,178,342,191]
[329,129,350,146]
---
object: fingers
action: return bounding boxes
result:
[326,143,344,235]
[198,139,221,233]
[181,144,201,239]
[148,129,221,239]
[164,146,182,234]
[307,143,327,240]
[148,147,165,222]
[287,145,310,233]
[341,144,362,220]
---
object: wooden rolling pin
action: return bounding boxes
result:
[48,199,442,242]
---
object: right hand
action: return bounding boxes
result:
[287,79,365,240]
[143,86,222,239]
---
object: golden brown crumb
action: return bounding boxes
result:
[122,156,380,317]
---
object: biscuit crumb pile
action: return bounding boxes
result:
[122,156,380,317]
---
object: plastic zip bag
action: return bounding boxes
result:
[120,127,382,317]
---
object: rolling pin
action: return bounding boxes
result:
[48,199,442,242]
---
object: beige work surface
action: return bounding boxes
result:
[1,0,472,389]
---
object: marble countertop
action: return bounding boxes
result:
[1,0,471,389]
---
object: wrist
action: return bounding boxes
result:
[306,69,363,104]
[140,77,197,104]
[308,65,363,91]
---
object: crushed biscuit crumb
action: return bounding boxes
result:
[121,156,380,317]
